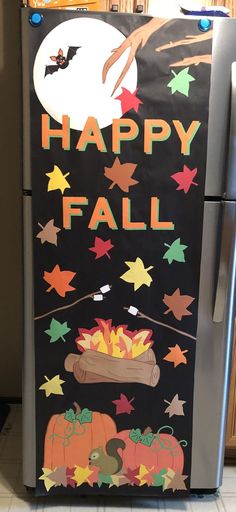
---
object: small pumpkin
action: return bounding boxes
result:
[43,402,117,470]
[115,426,185,474]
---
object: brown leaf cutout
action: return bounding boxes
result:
[104,157,138,192]
[166,471,188,492]
[164,394,186,418]
[43,264,76,297]
[163,344,188,368]
[163,288,194,320]
[36,219,61,246]
[49,467,67,487]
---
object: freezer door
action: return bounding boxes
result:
[205,18,236,199]
[191,200,236,490]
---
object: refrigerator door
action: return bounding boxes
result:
[205,18,236,199]
[22,195,36,488]
[191,200,236,489]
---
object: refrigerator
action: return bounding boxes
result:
[21,6,236,497]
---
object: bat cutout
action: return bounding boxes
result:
[45,47,81,77]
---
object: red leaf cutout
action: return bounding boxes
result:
[89,237,114,260]
[171,165,198,194]
[112,393,135,415]
[115,87,143,115]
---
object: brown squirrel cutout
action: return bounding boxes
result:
[89,438,126,475]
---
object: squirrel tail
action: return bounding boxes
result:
[106,438,126,474]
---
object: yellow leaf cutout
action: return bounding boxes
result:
[39,374,65,397]
[135,464,153,486]
[39,468,56,492]
[162,468,176,490]
[46,165,71,194]
[72,466,93,487]
[120,257,154,291]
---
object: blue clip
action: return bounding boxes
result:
[198,18,212,31]
[29,12,43,27]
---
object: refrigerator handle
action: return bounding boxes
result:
[213,201,236,323]
[225,62,236,198]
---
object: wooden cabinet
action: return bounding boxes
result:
[206,1,236,17]
[225,321,236,459]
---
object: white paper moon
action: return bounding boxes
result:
[33,17,138,130]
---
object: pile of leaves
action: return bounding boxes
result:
[39,464,187,492]
[75,318,153,359]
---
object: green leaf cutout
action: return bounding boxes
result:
[45,318,71,343]
[167,67,195,97]
[129,428,142,444]
[97,473,113,487]
[140,432,155,447]
[65,409,76,423]
[152,469,167,487]
[163,238,188,264]
[76,408,93,424]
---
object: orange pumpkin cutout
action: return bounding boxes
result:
[43,402,117,470]
[114,427,184,474]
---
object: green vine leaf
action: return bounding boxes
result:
[76,408,92,424]
[140,432,155,447]
[64,409,76,423]
[129,428,142,443]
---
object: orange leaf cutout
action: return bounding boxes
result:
[163,344,188,367]
[163,288,194,320]
[104,157,138,192]
[43,264,76,298]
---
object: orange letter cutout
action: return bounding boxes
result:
[112,119,139,154]
[63,197,88,229]
[144,120,171,154]
[76,117,106,152]
[173,120,200,155]
[88,197,118,230]
[151,197,174,230]
[42,114,70,150]
[122,198,146,230]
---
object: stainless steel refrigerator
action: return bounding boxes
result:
[22,11,236,494]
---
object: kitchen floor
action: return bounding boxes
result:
[0,405,235,511]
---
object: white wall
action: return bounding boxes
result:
[0,0,23,397]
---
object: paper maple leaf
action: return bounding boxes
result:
[162,468,175,491]
[136,464,154,486]
[36,219,61,246]
[66,468,76,488]
[43,264,76,297]
[163,344,188,368]
[104,157,138,192]
[163,238,188,264]
[112,393,135,415]
[39,468,56,492]
[125,467,140,486]
[152,469,167,487]
[39,374,65,397]
[46,165,70,194]
[49,467,67,487]
[171,165,198,194]
[167,67,195,96]
[121,257,154,291]
[45,318,71,343]
[115,87,143,115]
[163,288,194,320]
[166,471,188,492]
[72,466,93,487]
[164,394,186,418]
[89,237,114,260]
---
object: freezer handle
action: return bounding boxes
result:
[225,62,236,198]
[213,201,236,323]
